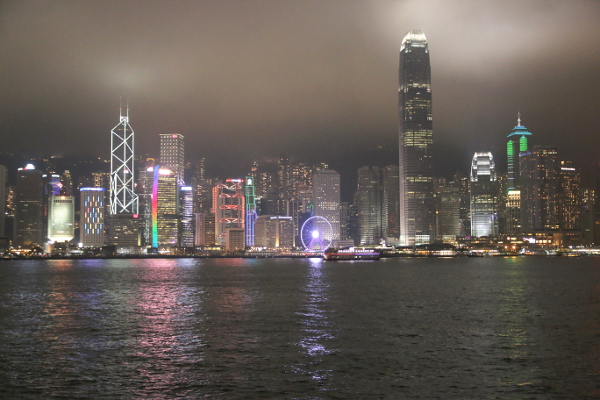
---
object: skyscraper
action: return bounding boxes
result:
[160,133,185,185]
[47,196,74,243]
[357,166,383,245]
[213,180,245,247]
[520,145,559,232]
[504,114,533,235]
[80,187,105,247]
[398,30,434,246]
[470,152,498,238]
[110,104,138,215]
[0,165,6,237]
[506,113,533,191]
[14,164,44,247]
[312,169,340,242]
[156,168,179,246]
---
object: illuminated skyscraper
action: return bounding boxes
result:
[0,165,6,237]
[558,160,581,231]
[213,180,245,247]
[179,186,194,247]
[382,165,399,242]
[14,164,44,247]
[470,152,498,238]
[160,133,185,185]
[48,196,74,243]
[80,188,105,247]
[357,166,383,245]
[520,146,559,232]
[244,176,257,247]
[156,169,179,246]
[507,113,533,191]
[312,169,340,242]
[110,103,138,215]
[504,114,533,234]
[398,30,434,246]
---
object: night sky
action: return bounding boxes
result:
[2,0,600,188]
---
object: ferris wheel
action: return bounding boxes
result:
[301,216,333,251]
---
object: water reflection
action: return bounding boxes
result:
[294,258,336,385]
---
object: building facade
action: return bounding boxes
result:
[312,169,340,242]
[14,164,44,247]
[470,152,498,238]
[520,146,560,232]
[80,187,106,247]
[398,30,434,246]
[160,133,185,185]
[47,196,74,243]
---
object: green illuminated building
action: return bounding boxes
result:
[506,113,533,191]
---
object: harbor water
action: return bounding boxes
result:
[0,256,599,399]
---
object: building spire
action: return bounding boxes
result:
[517,107,521,126]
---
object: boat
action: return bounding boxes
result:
[323,248,381,261]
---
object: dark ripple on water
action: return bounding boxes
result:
[1,256,600,398]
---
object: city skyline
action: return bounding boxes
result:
[1,1,600,187]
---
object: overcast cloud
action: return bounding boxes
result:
[1,0,600,185]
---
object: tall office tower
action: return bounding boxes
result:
[453,173,471,237]
[277,155,291,200]
[520,146,559,232]
[194,212,215,247]
[435,186,460,242]
[156,169,179,246]
[198,157,206,180]
[357,166,383,245]
[398,30,434,246]
[291,163,313,201]
[14,164,44,247]
[92,172,111,190]
[47,196,75,243]
[470,152,498,238]
[160,133,185,185]
[558,160,582,231]
[382,165,399,242]
[506,113,533,191]
[0,165,6,237]
[110,104,138,215]
[312,169,340,242]
[80,188,105,247]
[505,114,533,234]
[179,186,194,247]
[213,180,245,247]
[244,176,257,247]
[258,171,274,199]
[581,189,595,245]
[139,160,156,246]
[61,170,73,196]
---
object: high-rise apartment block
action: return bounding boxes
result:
[398,30,434,246]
